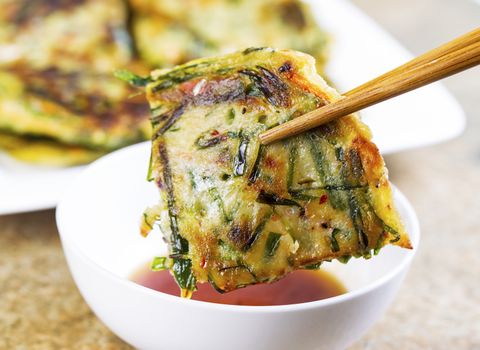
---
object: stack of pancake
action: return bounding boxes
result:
[0,0,328,166]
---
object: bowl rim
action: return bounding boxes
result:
[56,143,420,314]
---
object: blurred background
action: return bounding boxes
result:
[0,0,479,348]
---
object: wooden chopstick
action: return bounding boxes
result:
[345,27,480,96]
[259,27,480,145]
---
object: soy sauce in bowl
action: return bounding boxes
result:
[132,268,346,306]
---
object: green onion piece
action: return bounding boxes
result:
[208,187,231,222]
[114,69,150,87]
[303,262,323,270]
[337,255,352,264]
[243,210,273,251]
[195,130,224,149]
[330,228,341,252]
[171,258,196,292]
[264,232,282,258]
[226,108,235,124]
[151,257,170,271]
[146,150,154,182]
[233,132,249,176]
[256,190,301,207]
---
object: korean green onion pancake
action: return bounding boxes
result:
[0,0,150,165]
[135,48,411,297]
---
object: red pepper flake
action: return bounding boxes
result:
[180,79,200,94]
[200,256,207,268]
[319,194,328,204]
[264,156,276,168]
[211,129,220,136]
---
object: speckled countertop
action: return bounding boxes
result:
[1,1,479,349]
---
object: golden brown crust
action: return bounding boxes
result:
[0,132,104,166]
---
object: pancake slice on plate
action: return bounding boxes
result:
[130,0,329,72]
[0,0,133,71]
[0,66,150,152]
[0,0,151,165]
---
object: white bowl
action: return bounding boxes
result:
[56,142,420,350]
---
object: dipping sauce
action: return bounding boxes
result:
[132,268,346,306]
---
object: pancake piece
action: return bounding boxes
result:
[0,0,150,165]
[136,48,411,296]
[130,0,328,71]
[0,66,150,151]
[0,0,133,72]
[132,14,205,69]
[0,132,103,166]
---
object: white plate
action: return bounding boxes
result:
[0,154,85,215]
[0,0,465,215]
